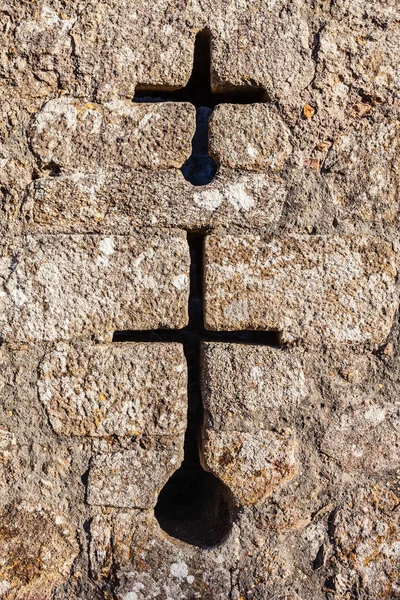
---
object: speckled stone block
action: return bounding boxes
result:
[89,510,235,598]
[38,342,187,437]
[87,438,184,509]
[1,1,313,112]
[30,98,196,172]
[324,118,400,228]
[209,104,292,171]
[1,1,400,598]
[331,486,400,598]
[204,235,398,346]
[200,343,302,505]
[0,232,190,342]
[320,405,400,473]
[209,1,314,116]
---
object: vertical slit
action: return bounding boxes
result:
[180,30,217,186]
[154,232,233,548]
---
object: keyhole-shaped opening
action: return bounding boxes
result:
[155,434,233,548]
[113,234,281,547]
[179,29,217,186]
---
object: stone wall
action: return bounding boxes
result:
[0,1,399,599]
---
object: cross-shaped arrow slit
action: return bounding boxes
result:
[113,233,281,548]
[134,29,267,186]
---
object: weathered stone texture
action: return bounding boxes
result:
[320,404,400,473]
[200,343,301,505]
[201,342,307,431]
[0,232,189,342]
[332,486,400,599]
[323,114,400,230]
[89,510,236,599]
[23,169,287,233]
[0,344,88,512]
[87,438,184,509]
[0,91,38,225]
[208,0,314,115]
[209,104,292,171]
[201,428,297,506]
[38,342,187,437]
[0,1,313,108]
[1,0,400,598]
[0,504,79,600]
[30,98,196,172]
[204,235,398,345]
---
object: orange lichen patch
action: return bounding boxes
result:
[316,141,330,152]
[348,103,373,118]
[201,429,297,505]
[304,158,320,170]
[303,104,315,119]
[0,505,78,599]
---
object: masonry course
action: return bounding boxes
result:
[0,1,399,599]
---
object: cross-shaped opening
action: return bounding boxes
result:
[134,29,267,186]
[113,233,280,548]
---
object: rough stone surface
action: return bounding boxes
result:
[23,168,287,233]
[209,104,292,171]
[38,342,187,437]
[204,234,398,346]
[200,343,301,505]
[323,113,400,231]
[208,0,314,117]
[0,232,189,342]
[30,98,196,172]
[332,486,400,599]
[87,438,184,509]
[1,0,400,598]
[0,504,79,600]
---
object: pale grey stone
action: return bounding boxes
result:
[1,0,313,112]
[209,104,292,171]
[332,486,400,599]
[201,428,297,506]
[201,342,307,431]
[23,168,287,233]
[87,438,184,508]
[0,232,190,342]
[208,0,314,117]
[320,404,400,473]
[89,509,238,599]
[323,114,400,230]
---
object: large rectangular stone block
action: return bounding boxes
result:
[30,98,196,172]
[0,232,190,342]
[203,235,398,346]
[38,342,187,437]
[23,169,286,232]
